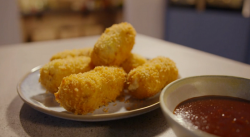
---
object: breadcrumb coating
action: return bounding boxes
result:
[127,56,178,99]
[91,22,136,66]
[54,66,127,115]
[120,53,147,73]
[39,56,94,93]
[50,47,92,61]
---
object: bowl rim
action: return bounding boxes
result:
[160,75,250,137]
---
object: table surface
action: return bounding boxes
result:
[1,34,250,137]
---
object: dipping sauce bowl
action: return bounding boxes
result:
[160,75,250,137]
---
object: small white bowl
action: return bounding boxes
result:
[160,75,250,137]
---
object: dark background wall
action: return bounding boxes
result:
[164,7,250,64]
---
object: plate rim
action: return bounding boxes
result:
[17,66,160,121]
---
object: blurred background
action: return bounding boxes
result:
[0,0,250,64]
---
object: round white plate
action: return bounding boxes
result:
[17,66,160,121]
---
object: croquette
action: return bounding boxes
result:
[50,47,92,61]
[54,66,127,115]
[91,22,136,66]
[39,56,94,93]
[127,56,178,99]
[120,53,147,73]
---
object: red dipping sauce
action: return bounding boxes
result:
[174,96,250,137]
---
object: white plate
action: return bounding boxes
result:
[17,66,160,121]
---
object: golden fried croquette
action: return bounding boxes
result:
[91,22,136,66]
[39,56,94,93]
[54,66,127,115]
[120,53,147,73]
[127,56,178,99]
[50,47,92,61]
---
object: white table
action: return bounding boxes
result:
[1,34,250,137]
